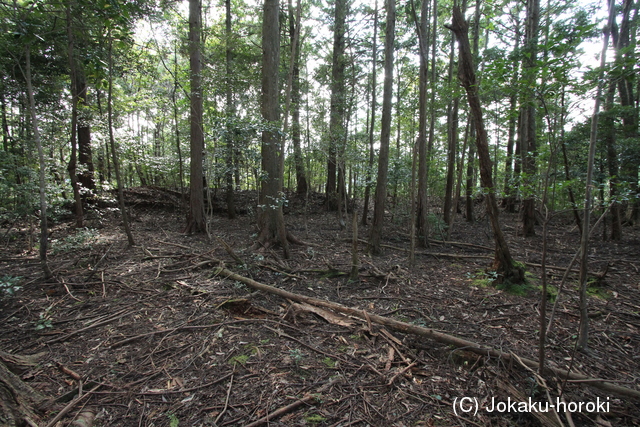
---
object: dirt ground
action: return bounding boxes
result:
[1,187,639,426]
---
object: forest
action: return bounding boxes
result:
[0,0,639,424]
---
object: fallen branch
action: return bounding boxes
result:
[43,382,103,427]
[46,308,131,344]
[214,265,640,400]
[243,379,337,427]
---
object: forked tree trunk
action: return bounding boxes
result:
[447,6,524,284]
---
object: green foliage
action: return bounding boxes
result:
[289,348,304,365]
[228,354,249,366]
[0,275,22,298]
[51,228,98,254]
[322,357,336,368]
[168,412,179,427]
[466,270,498,287]
[34,309,53,330]
[304,413,326,425]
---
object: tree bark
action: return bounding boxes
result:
[256,0,290,258]
[326,0,348,211]
[410,0,430,245]
[24,45,53,279]
[75,71,95,196]
[186,0,206,233]
[361,0,378,227]
[447,6,524,285]
[107,36,135,246]
[369,0,395,255]
[66,3,83,228]
[225,0,236,219]
[289,0,307,195]
[577,2,614,350]
[503,14,520,213]
[443,36,458,227]
[520,0,540,237]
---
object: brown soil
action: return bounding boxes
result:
[1,187,639,426]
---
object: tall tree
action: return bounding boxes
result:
[503,9,521,214]
[361,0,378,226]
[24,44,53,279]
[107,33,135,246]
[443,32,459,227]
[520,0,540,237]
[369,0,395,255]
[577,0,617,351]
[256,0,290,257]
[225,0,236,219]
[410,0,429,244]
[185,0,206,233]
[65,2,84,228]
[289,0,307,195]
[447,6,524,284]
[326,0,348,211]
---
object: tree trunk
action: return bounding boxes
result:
[443,35,458,227]
[611,0,638,227]
[447,6,524,285]
[369,0,395,255]
[289,0,307,195]
[24,45,53,279]
[361,0,378,227]
[503,15,520,214]
[75,71,95,196]
[326,0,348,211]
[520,0,540,237]
[107,36,135,247]
[0,357,47,426]
[173,43,185,207]
[256,0,290,258]
[577,2,614,350]
[603,79,622,240]
[410,0,430,245]
[185,0,206,233]
[66,4,83,228]
[225,0,236,219]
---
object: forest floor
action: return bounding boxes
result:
[1,187,639,427]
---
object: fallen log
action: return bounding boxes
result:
[213,266,640,400]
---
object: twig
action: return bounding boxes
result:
[43,382,103,427]
[46,308,131,344]
[214,235,245,264]
[244,395,316,427]
[214,373,234,425]
[219,265,640,400]
[387,361,417,386]
[84,244,112,282]
[244,380,337,427]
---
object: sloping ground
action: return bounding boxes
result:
[1,191,639,426]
